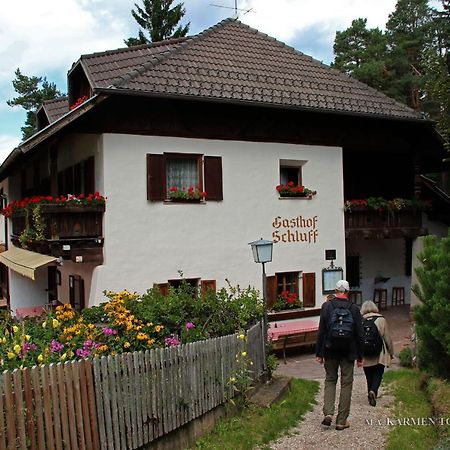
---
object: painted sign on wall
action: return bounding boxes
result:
[272,215,318,244]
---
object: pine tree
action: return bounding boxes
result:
[7,69,64,140]
[332,18,389,90]
[125,0,190,46]
[413,232,450,379]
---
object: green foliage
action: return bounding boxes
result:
[7,68,64,140]
[425,376,450,447]
[125,0,190,46]
[383,369,440,450]
[266,353,279,379]
[398,347,414,367]
[18,204,46,249]
[412,231,450,379]
[193,378,319,450]
[332,0,449,147]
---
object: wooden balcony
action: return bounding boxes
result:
[11,204,104,262]
[345,210,427,239]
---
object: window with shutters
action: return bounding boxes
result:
[147,153,223,202]
[276,272,300,296]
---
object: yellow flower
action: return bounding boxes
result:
[229,377,236,382]
[7,352,15,360]
[238,334,245,340]
[52,319,60,328]
[147,339,155,346]
[25,335,31,341]
[12,326,19,333]
[61,353,67,361]
[154,325,164,332]
[13,344,21,354]
[42,321,47,328]
[123,342,130,349]
[137,333,148,341]
[88,324,95,330]
[37,354,44,363]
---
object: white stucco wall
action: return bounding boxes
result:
[346,238,411,305]
[9,268,48,311]
[90,134,346,307]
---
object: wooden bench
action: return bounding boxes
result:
[272,330,318,364]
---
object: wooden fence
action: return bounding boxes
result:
[0,321,264,449]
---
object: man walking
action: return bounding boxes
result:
[315,280,364,430]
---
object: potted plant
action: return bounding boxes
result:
[276,182,316,198]
[271,290,303,312]
[168,186,207,202]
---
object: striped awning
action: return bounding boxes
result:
[0,246,57,280]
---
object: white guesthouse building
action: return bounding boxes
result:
[0,19,447,315]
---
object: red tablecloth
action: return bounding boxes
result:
[268,319,319,342]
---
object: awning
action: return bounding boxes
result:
[0,246,57,280]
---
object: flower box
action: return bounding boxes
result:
[168,186,206,202]
[276,183,316,198]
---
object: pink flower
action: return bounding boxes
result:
[185,322,195,330]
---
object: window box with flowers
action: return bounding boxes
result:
[276,182,317,199]
[271,290,303,312]
[2,193,106,248]
[344,197,431,213]
[167,186,207,203]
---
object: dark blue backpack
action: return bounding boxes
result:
[326,301,354,351]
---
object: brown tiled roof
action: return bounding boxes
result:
[80,37,190,88]
[107,19,420,120]
[42,97,69,123]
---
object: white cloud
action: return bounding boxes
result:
[241,0,398,42]
[0,135,21,166]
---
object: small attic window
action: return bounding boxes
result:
[36,108,50,131]
[68,63,92,108]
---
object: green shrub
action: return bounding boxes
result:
[412,231,450,379]
[398,347,414,368]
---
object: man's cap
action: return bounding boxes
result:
[335,280,350,292]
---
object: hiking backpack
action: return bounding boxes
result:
[362,316,384,356]
[326,301,354,351]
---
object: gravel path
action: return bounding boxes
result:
[267,373,395,450]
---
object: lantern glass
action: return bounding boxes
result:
[249,239,273,264]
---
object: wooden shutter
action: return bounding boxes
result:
[266,275,277,309]
[201,280,216,295]
[147,154,165,201]
[302,272,316,308]
[154,283,169,296]
[204,156,223,201]
[84,156,95,194]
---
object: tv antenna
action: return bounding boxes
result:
[210,1,254,18]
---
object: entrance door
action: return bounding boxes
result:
[47,266,58,305]
[69,275,85,311]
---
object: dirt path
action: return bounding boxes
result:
[268,372,395,450]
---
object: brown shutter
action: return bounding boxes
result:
[204,156,223,201]
[154,283,169,296]
[266,275,277,309]
[201,280,216,295]
[302,272,316,307]
[84,156,95,194]
[147,154,165,201]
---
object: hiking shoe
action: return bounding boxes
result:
[368,391,377,407]
[321,415,332,426]
[335,421,350,431]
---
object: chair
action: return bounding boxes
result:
[348,290,362,306]
[373,289,388,310]
[392,287,405,306]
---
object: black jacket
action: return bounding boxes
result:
[315,297,364,361]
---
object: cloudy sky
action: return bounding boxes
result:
[0,0,431,163]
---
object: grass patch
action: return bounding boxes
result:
[383,369,439,450]
[192,378,319,450]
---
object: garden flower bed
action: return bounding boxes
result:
[0,283,263,371]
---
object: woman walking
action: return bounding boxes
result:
[360,300,394,406]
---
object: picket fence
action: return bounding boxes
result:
[0,321,265,449]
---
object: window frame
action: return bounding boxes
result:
[164,152,204,199]
[276,271,300,296]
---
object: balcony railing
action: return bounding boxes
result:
[345,210,426,239]
[10,204,105,262]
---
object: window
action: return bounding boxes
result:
[57,156,95,196]
[266,271,316,308]
[166,154,202,192]
[276,271,299,296]
[147,153,223,201]
[279,159,305,185]
[69,275,85,312]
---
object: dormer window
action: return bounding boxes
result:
[68,62,91,108]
